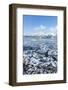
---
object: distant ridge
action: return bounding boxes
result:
[24,34,57,37]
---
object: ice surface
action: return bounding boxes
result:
[23,35,57,75]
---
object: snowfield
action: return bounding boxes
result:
[23,35,57,75]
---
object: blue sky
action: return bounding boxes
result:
[23,15,57,36]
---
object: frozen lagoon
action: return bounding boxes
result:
[23,35,57,75]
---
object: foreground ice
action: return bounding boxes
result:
[23,36,57,75]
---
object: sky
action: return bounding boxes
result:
[23,15,57,36]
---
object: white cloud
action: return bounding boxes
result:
[34,25,46,31]
[47,26,57,35]
[40,25,46,30]
[32,25,57,36]
[25,25,57,36]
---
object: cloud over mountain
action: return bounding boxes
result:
[30,25,57,36]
